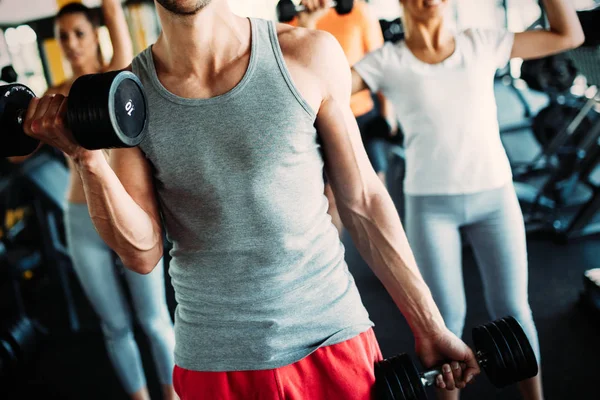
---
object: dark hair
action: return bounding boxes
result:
[56,2,99,28]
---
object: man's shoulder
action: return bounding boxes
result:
[275,23,343,71]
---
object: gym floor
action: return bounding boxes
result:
[4,83,600,400]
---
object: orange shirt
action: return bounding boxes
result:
[290,1,384,117]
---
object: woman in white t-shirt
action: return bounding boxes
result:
[353,0,583,399]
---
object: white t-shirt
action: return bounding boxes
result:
[354,28,515,195]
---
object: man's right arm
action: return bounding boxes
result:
[74,149,163,274]
[21,69,162,274]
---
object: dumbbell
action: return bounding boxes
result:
[0,70,148,157]
[375,316,539,400]
[276,0,354,23]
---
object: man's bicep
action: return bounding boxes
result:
[110,147,162,225]
[317,98,377,204]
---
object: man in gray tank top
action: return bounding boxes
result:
[22,0,481,398]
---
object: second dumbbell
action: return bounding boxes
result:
[0,70,148,157]
[276,0,354,23]
[375,316,539,400]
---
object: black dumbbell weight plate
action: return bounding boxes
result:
[375,361,397,400]
[68,74,106,149]
[0,84,40,157]
[397,353,428,400]
[503,317,538,380]
[382,357,406,400]
[472,324,508,388]
[110,72,147,141]
[68,71,147,150]
[496,318,529,379]
[390,355,418,400]
[336,0,354,15]
[487,321,520,387]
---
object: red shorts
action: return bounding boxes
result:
[173,328,383,400]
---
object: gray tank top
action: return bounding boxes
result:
[132,18,372,371]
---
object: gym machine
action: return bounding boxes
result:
[512,2,600,241]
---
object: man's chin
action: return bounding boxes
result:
[155,0,211,16]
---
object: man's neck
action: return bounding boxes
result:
[153,0,250,77]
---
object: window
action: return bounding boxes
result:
[4,25,47,95]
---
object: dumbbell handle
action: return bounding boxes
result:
[294,1,337,12]
[419,351,488,387]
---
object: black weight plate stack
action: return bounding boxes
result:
[386,358,406,400]
[68,73,107,149]
[397,353,428,400]
[496,318,529,380]
[390,355,417,400]
[375,361,396,400]
[503,317,539,380]
[67,71,147,150]
[337,0,354,15]
[486,321,520,386]
[472,323,508,388]
[277,0,297,22]
[0,84,39,157]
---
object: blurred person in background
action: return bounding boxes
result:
[10,2,177,399]
[352,0,585,398]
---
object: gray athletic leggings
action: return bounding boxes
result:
[405,183,541,362]
[64,202,175,394]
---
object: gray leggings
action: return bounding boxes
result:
[64,203,175,394]
[405,184,541,362]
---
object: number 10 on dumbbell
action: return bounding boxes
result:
[0,71,148,157]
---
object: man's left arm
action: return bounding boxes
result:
[311,32,479,389]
